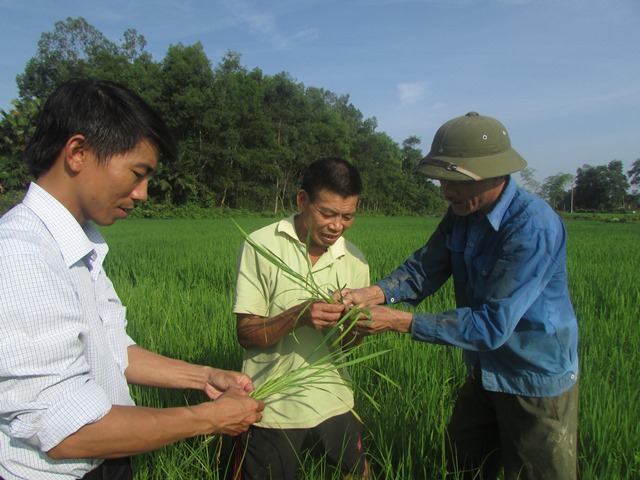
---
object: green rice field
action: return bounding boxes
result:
[99,216,640,479]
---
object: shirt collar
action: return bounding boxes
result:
[485,175,516,231]
[22,182,108,270]
[277,214,346,260]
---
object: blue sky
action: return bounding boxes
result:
[1,0,639,184]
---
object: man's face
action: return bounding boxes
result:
[297,188,358,253]
[439,177,506,216]
[76,139,158,226]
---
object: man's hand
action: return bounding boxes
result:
[296,301,346,332]
[199,388,265,436]
[335,285,386,308]
[354,305,413,336]
[204,368,255,400]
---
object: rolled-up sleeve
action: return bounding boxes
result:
[0,254,112,452]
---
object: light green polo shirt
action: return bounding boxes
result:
[233,214,370,429]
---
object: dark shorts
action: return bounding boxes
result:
[236,411,367,480]
[446,375,579,480]
[80,457,133,480]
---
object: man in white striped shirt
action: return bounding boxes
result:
[0,80,264,480]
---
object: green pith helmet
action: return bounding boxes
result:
[418,111,527,181]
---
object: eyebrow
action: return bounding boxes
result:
[317,207,356,217]
[134,162,156,175]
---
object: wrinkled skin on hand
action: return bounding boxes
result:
[353,305,413,336]
[335,286,385,309]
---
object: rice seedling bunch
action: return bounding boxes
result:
[232,219,393,404]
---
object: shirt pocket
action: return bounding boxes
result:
[445,231,467,280]
[472,254,495,281]
[96,295,129,372]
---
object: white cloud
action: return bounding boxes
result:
[397,81,429,105]
[222,0,317,49]
[585,88,640,104]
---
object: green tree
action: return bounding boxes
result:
[7,19,449,216]
[627,158,640,191]
[401,136,423,173]
[151,42,217,204]
[17,17,118,99]
[209,52,274,210]
[574,161,629,210]
[540,173,574,211]
[16,17,158,105]
[605,160,630,208]
[519,167,541,196]
[352,130,405,214]
[0,97,42,193]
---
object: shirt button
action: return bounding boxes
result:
[481,270,487,276]
[390,297,395,303]
[468,242,474,247]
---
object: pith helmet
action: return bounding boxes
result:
[418,112,527,181]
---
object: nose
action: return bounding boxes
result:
[328,216,342,233]
[131,177,149,202]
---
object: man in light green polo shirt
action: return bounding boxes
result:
[233,157,369,479]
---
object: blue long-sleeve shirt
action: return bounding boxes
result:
[377,177,578,397]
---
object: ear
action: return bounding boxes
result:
[63,135,90,174]
[297,189,309,210]
[493,176,507,188]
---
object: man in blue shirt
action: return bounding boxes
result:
[340,112,579,480]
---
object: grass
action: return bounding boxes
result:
[99,216,640,479]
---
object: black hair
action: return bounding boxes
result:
[300,157,362,201]
[24,79,177,177]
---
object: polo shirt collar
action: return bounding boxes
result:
[277,214,346,260]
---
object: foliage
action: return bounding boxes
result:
[17,17,118,99]
[0,97,41,192]
[401,135,423,174]
[627,158,640,190]
[518,167,542,196]
[540,172,574,211]
[1,17,448,216]
[574,160,630,210]
[2,17,637,215]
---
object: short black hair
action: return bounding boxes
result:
[24,79,177,177]
[300,157,362,201]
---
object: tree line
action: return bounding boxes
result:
[0,17,445,217]
[1,17,638,216]
[521,160,640,213]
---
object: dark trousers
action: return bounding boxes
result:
[236,411,367,480]
[446,375,579,480]
[80,457,133,480]
[0,458,132,480]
